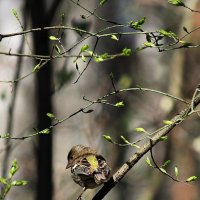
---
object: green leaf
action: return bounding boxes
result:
[55,45,61,54]
[87,51,94,56]
[40,128,50,134]
[135,127,145,133]
[111,35,119,41]
[186,176,197,182]
[99,0,108,6]
[81,44,89,52]
[49,36,58,41]
[33,64,41,73]
[129,17,146,30]
[115,101,124,107]
[159,29,178,40]
[94,56,104,63]
[120,136,129,144]
[12,8,19,20]
[5,183,11,194]
[122,48,132,56]
[168,0,185,6]
[103,135,113,143]
[163,120,173,125]
[162,160,171,167]
[143,42,155,47]
[146,157,153,167]
[0,177,7,185]
[46,113,56,119]
[9,160,19,178]
[174,166,179,177]
[101,53,109,59]
[131,143,140,148]
[81,54,86,62]
[1,133,11,139]
[159,167,167,174]
[159,136,168,141]
[11,180,28,186]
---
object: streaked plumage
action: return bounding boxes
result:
[66,145,110,189]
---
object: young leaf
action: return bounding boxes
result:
[129,17,146,30]
[162,160,171,167]
[9,160,19,178]
[163,120,173,125]
[103,135,113,143]
[87,51,93,56]
[135,127,145,133]
[94,56,104,63]
[122,48,132,56]
[186,176,197,182]
[1,133,11,139]
[40,128,50,134]
[33,64,41,73]
[143,42,155,47]
[131,143,140,148]
[111,35,119,41]
[159,136,168,141]
[46,113,56,119]
[115,101,124,107]
[55,45,61,54]
[159,29,178,40]
[49,36,58,41]
[146,157,153,167]
[81,44,89,52]
[120,136,129,144]
[168,0,185,6]
[12,9,19,20]
[0,177,7,185]
[174,166,179,177]
[159,167,167,174]
[11,180,28,186]
[81,54,86,62]
[99,0,108,6]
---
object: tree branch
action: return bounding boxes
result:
[92,92,200,200]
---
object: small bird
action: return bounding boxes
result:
[66,145,111,199]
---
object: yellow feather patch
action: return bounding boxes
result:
[86,155,98,172]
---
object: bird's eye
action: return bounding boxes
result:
[68,154,73,160]
[70,155,73,159]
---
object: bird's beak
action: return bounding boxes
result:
[66,162,71,169]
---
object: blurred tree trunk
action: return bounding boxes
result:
[29,0,53,199]
[96,1,137,199]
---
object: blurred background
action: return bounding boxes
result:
[0,0,200,199]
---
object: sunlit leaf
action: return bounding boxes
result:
[135,127,145,133]
[115,101,124,107]
[168,0,185,6]
[120,135,129,144]
[111,35,119,41]
[146,157,153,167]
[81,44,89,52]
[103,135,113,143]
[174,166,179,177]
[186,176,197,182]
[49,36,58,41]
[11,180,28,186]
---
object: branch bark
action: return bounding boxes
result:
[92,92,200,200]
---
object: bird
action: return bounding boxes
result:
[66,145,111,199]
